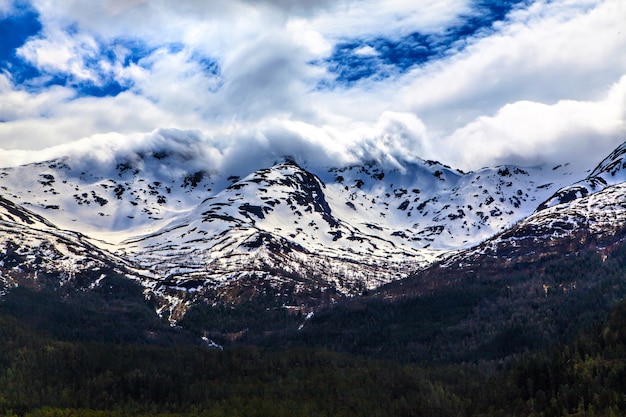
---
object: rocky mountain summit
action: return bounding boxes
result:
[1,136,622,321]
[537,141,626,210]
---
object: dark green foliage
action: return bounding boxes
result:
[278,244,626,363]
[473,295,626,417]
[4,226,626,415]
[3,295,626,416]
[0,274,190,345]
[179,299,301,346]
[285,285,500,362]
[0,314,466,416]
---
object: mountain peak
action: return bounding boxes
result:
[4,139,623,322]
[589,141,626,179]
[537,140,626,211]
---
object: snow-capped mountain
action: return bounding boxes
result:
[0,148,579,250]
[443,181,626,272]
[120,160,440,317]
[0,152,217,246]
[411,143,626,287]
[0,135,610,319]
[0,194,137,297]
[537,142,626,210]
[319,160,579,250]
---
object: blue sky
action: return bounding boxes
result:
[325,0,531,84]
[0,0,625,173]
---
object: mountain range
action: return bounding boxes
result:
[1,137,624,326]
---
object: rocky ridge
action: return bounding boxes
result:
[0,194,138,297]
[2,136,621,320]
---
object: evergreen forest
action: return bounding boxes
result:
[2,244,626,416]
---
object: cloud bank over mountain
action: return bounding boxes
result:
[0,0,624,172]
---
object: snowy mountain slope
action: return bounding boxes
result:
[538,142,626,210]
[0,142,580,251]
[0,194,140,297]
[377,148,626,302]
[437,177,626,277]
[0,151,218,245]
[319,160,580,251]
[0,135,603,319]
[117,158,582,318]
[121,161,437,314]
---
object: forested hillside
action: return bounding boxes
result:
[2,243,626,416]
[2,294,626,416]
[181,242,626,364]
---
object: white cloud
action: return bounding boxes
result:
[0,85,191,150]
[310,0,472,39]
[210,33,325,123]
[131,47,220,112]
[398,0,626,128]
[17,30,101,83]
[105,0,148,16]
[352,45,378,57]
[0,0,14,16]
[0,0,624,175]
[0,110,430,177]
[439,74,626,170]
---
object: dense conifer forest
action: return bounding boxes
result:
[2,244,626,416]
[2,296,626,416]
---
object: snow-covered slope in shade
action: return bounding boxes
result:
[0,153,219,245]
[0,195,138,295]
[538,142,626,210]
